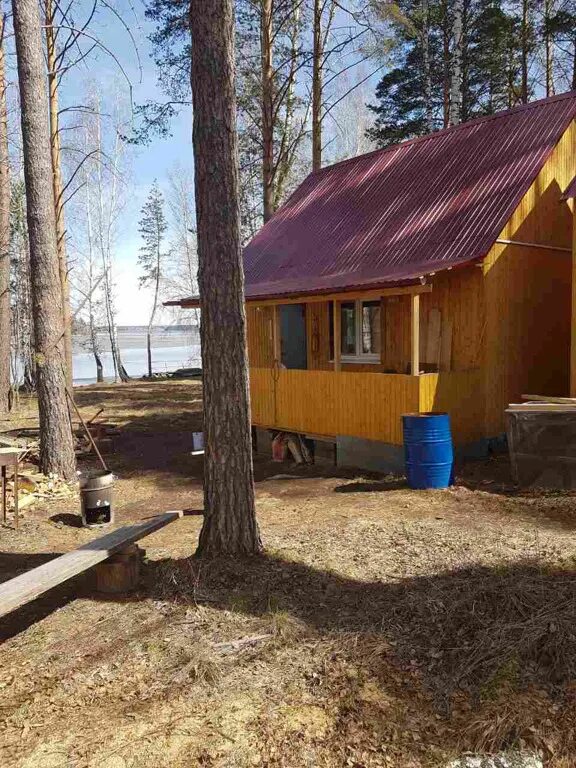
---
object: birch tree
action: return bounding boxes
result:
[11,0,76,479]
[166,164,199,325]
[190,0,261,555]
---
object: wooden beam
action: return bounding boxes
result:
[411,293,420,376]
[172,284,434,310]
[247,284,432,309]
[0,511,183,620]
[333,299,341,372]
[272,304,281,364]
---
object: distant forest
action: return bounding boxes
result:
[143,0,576,234]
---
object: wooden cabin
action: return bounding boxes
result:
[169,93,576,471]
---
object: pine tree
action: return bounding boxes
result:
[190,0,261,555]
[11,0,76,480]
[138,181,168,378]
[368,0,531,148]
[367,1,446,147]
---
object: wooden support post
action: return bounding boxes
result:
[411,293,420,376]
[94,544,144,594]
[272,304,281,365]
[333,300,341,372]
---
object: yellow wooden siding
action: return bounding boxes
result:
[420,267,485,371]
[249,367,276,425]
[498,119,575,249]
[251,367,486,446]
[300,269,483,375]
[246,305,274,367]
[250,368,420,444]
[306,301,332,370]
[483,119,575,435]
[419,371,485,444]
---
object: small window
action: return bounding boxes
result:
[340,302,356,356]
[328,299,382,363]
[361,301,381,355]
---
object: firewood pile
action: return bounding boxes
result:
[3,468,78,520]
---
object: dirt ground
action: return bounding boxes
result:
[2,380,576,767]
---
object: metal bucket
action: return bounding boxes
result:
[79,470,114,527]
[402,412,454,489]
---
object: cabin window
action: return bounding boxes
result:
[329,300,382,363]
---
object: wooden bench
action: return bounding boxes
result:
[0,511,183,620]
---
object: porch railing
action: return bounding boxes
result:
[250,368,483,446]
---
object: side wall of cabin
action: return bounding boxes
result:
[483,119,575,437]
[247,265,484,376]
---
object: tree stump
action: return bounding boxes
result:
[94,545,144,594]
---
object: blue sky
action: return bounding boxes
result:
[55,0,377,324]
[60,0,194,324]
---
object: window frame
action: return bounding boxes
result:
[340,299,382,364]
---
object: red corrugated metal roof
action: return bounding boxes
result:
[242,92,576,300]
[562,175,576,199]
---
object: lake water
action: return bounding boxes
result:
[73,327,202,386]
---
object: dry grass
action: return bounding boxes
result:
[2,381,576,766]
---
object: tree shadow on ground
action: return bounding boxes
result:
[140,553,576,759]
[3,549,576,760]
[144,553,576,699]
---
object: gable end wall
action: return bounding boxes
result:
[482,119,576,437]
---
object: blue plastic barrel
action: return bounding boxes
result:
[402,412,454,489]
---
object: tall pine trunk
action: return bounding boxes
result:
[449,0,463,126]
[0,8,10,413]
[520,0,529,103]
[421,0,433,133]
[12,0,76,480]
[261,0,274,222]
[46,0,73,391]
[441,0,450,127]
[190,0,261,556]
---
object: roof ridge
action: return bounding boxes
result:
[314,90,576,175]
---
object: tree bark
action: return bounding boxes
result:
[12,0,76,480]
[261,0,274,222]
[189,0,261,556]
[421,0,433,133]
[147,331,153,377]
[0,9,11,413]
[441,0,450,128]
[46,0,73,391]
[449,0,463,126]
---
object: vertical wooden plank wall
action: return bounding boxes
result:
[271,370,420,444]
[419,372,485,444]
[419,267,485,371]
[246,305,274,367]
[483,119,575,436]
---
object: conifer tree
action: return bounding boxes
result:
[138,181,168,378]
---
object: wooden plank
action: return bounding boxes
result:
[521,394,576,404]
[272,305,281,364]
[0,511,183,620]
[425,308,441,366]
[175,285,434,309]
[411,293,420,375]
[243,284,433,308]
[333,300,341,372]
[439,317,453,372]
